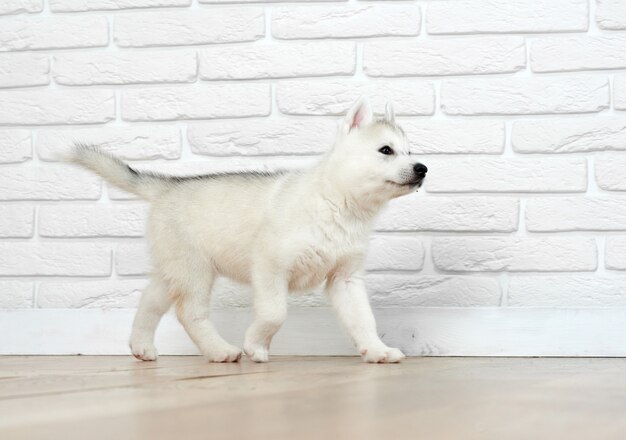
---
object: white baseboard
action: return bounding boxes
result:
[1,308,626,356]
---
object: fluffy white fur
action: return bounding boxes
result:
[71,98,427,363]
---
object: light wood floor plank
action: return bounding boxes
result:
[1,356,626,439]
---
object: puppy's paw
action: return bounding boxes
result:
[244,344,270,363]
[206,344,242,363]
[130,341,158,361]
[360,346,405,364]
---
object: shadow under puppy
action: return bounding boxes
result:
[71,98,428,363]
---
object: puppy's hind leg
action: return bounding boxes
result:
[130,276,173,361]
[175,270,242,363]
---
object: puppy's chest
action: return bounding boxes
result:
[288,227,367,292]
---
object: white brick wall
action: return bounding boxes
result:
[272,5,421,39]
[0,243,111,276]
[432,237,597,272]
[512,118,626,153]
[0,90,115,125]
[53,51,198,86]
[615,76,626,111]
[364,37,526,77]
[1,0,625,356]
[441,77,609,115]
[277,80,435,115]
[39,204,148,237]
[0,53,49,88]
[0,15,108,51]
[508,276,626,306]
[0,130,31,163]
[605,237,626,270]
[426,0,588,34]
[424,158,587,193]
[530,35,626,73]
[595,0,626,30]
[0,1,43,15]
[199,43,356,80]
[526,198,626,231]
[37,126,181,161]
[121,84,270,121]
[114,9,264,47]
[49,0,190,12]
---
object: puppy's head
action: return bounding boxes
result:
[328,98,427,202]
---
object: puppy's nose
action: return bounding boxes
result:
[413,163,428,177]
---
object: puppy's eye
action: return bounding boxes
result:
[378,146,394,155]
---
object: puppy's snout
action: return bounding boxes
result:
[413,163,428,178]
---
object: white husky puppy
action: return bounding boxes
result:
[72,98,427,363]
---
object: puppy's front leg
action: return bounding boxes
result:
[244,272,288,363]
[326,274,405,363]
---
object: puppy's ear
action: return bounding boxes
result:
[342,98,373,134]
[385,102,395,123]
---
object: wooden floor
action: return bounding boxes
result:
[1,356,626,440]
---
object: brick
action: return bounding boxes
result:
[114,8,263,48]
[509,276,626,306]
[402,120,504,154]
[425,158,586,193]
[605,237,626,270]
[442,76,609,115]
[38,280,144,308]
[367,275,500,307]
[188,119,336,156]
[364,37,525,77]
[0,0,42,15]
[122,84,270,121]
[50,0,190,12]
[531,35,626,73]
[116,242,150,276]
[595,156,626,191]
[0,16,108,51]
[366,236,424,271]
[596,0,626,30]
[273,4,420,39]
[53,51,196,85]
[615,76,626,111]
[0,53,48,88]
[199,42,355,80]
[39,204,148,238]
[0,205,34,237]
[0,281,33,308]
[0,90,115,125]
[377,196,518,232]
[526,198,626,232]
[37,126,181,162]
[277,81,435,116]
[0,243,111,276]
[432,237,597,272]
[0,165,101,200]
[0,130,30,163]
[513,118,626,153]
[426,0,588,34]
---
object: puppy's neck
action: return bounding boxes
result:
[312,159,388,223]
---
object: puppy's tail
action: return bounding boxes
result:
[70,144,167,201]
